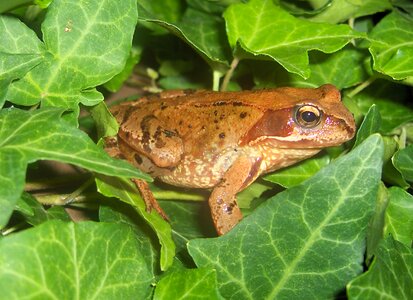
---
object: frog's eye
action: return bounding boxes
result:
[294,104,322,128]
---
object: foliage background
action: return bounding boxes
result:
[0,0,412,299]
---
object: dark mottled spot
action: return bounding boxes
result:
[201,125,206,130]
[219,132,225,139]
[217,197,223,205]
[220,114,225,120]
[163,129,176,137]
[179,120,183,125]
[160,102,167,110]
[194,104,202,108]
[188,124,192,129]
[140,115,156,153]
[121,106,136,124]
[214,120,218,124]
[154,126,162,139]
[232,101,243,106]
[155,139,166,148]
[240,112,247,119]
[134,154,143,165]
[214,110,218,116]
[213,101,226,106]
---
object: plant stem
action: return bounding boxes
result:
[63,177,95,205]
[220,57,240,91]
[212,70,221,91]
[1,223,26,236]
[347,76,377,98]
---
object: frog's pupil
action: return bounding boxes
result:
[302,111,317,123]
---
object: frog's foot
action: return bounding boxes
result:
[132,179,169,221]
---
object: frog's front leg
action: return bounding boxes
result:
[209,156,262,235]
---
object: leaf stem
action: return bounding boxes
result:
[63,177,95,205]
[347,76,377,98]
[1,223,26,236]
[212,70,221,91]
[220,57,240,91]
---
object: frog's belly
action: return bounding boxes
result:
[157,150,240,188]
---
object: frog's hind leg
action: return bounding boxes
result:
[133,179,169,221]
[209,156,262,235]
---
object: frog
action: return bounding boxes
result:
[105,84,356,235]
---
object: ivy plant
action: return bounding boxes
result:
[1,0,412,299]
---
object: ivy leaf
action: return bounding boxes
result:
[140,6,230,72]
[353,105,381,148]
[347,236,413,299]
[0,107,148,228]
[0,15,44,107]
[17,192,70,225]
[264,154,330,188]
[95,176,175,271]
[393,145,413,183]
[188,135,383,299]
[100,203,162,279]
[368,10,413,80]
[308,0,392,24]
[160,200,215,252]
[254,46,370,89]
[154,268,221,300]
[0,221,153,299]
[352,80,413,133]
[224,0,364,78]
[6,0,137,114]
[385,187,413,246]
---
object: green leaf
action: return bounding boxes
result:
[17,192,70,225]
[95,176,175,271]
[385,187,413,246]
[393,145,413,183]
[160,200,215,252]
[224,0,364,78]
[104,46,143,92]
[308,0,392,24]
[89,102,119,138]
[100,202,162,279]
[0,107,148,228]
[254,46,370,89]
[188,135,384,299]
[0,221,153,299]
[237,180,274,209]
[154,268,220,300]
[140,7,230,72]
[353,105,381,148]
[6,0,138,113]
[366,182,388,259]
[368,11,413,80]
[351,80,413,133]
[0,15,45,106]
[264,154,330,188]
[347,236,413,299]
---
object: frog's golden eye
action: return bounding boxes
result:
[294,104,322,128]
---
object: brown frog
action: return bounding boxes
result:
[106,84,355,235]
